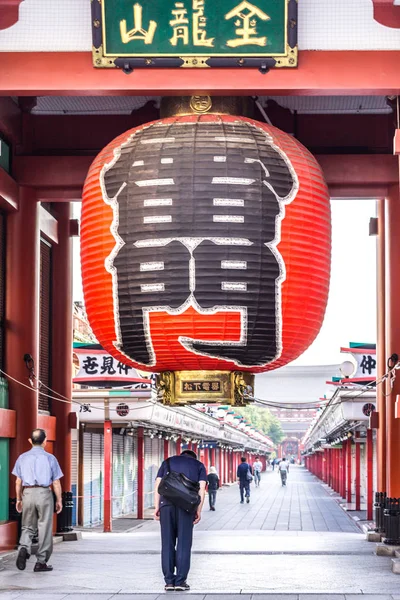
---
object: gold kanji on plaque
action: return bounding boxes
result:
[225,1,270,47]
[120,3,157,44]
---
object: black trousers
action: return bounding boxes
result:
[160,504,194,586]
[240,482,250,502]
[208,490,217,509]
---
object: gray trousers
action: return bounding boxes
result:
[20,487,53,564]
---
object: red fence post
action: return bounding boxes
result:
[367,429,374,520]
[347,438,352,503]
[137,427,144,520]
[355,432,361,510]
[103,419,112,533]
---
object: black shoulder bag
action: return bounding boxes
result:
[158,458,201,514]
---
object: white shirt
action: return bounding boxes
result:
[279,461,289,472]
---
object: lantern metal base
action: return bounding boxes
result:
[156,370,255,407]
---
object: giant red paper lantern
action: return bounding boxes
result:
[81,114,331,375]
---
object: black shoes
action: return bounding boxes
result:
[16,547,29,571]
[246,497,250,503]
[240,500,244,504]
[175,583,190,591]
[210,507,215,511]
[34,562,53,572]
[165,584,175,591]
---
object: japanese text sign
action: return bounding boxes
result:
[92,0,297,69]
[73,349,151,386]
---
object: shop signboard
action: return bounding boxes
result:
[73,348,152,387]
[92,0,297,70]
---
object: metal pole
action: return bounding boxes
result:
[355,432,361,511]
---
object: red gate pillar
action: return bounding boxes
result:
[176,436,181,455]
[347,438,352,503]
[137,427,144,520]
[6,188,39,478]
[385,185,400,497]
[103,419,112,533]
[355,432,361,510]
[341,443,347,499]
[211,447,216,468]
[376,197,386,492]
[51,202,72,491]
[164,439,169,460]
[367,428,374,520]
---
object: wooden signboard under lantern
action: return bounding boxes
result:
[81,96,331,406]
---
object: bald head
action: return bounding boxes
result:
[30,429,46,446]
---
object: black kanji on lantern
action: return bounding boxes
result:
[360,355,376,376]
[82,356,99,375]
[102,120,298,368]
[100,356,116,375]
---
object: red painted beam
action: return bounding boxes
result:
[12,154,399,198]
[37,414,57,442]
[3,51,400,96]
[0,407,16,438]
[0,168,18,212]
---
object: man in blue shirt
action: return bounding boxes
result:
[154,450,207,592]
[12,428,63,572]
[237,456,252,504]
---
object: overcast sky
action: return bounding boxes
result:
[73,199,377,367]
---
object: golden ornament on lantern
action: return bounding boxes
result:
[81,97,331,406]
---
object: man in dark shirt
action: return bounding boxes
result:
[237,456,253,504]
[154,450,207,591]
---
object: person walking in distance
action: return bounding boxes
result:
[154,449,207,591]
[237,456,253,504]
[253,456,263,487]
[279,457,290,486]
[12,429,63,572]
[207,466,220,511]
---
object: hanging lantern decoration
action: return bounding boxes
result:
[81,96,331,407]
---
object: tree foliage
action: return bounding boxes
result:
[238,405,284,446]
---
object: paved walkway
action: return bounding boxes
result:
[198,466,359,532]
[0,467,399,597]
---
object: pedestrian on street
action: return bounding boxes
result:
[237,456,252,504]
[154,449,207,592]
[252,457,263,487]
[271,458,276,471]
[207,466,220,511]
[12,428,63,572]
[278,457,290,486]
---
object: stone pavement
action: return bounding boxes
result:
[1,467,399,598]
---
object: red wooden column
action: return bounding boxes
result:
[210,447,216,468]
[51,202,73,492]
[355,432,361,510]
[137,427,145,520]
[103,420,112,533]
[367,428,374,520]
[164,439,169,460]
[6,187,39,480]
[340,448,346,498]
[347,439,352,503]
[175,436,181,455]
[376,197,386,492]
[341,443,347,499]
[385,185,400,497]
[203,447,209,472]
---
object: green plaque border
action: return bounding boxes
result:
[91,0,298,70]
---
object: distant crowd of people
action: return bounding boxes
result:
[12,428,294,591]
